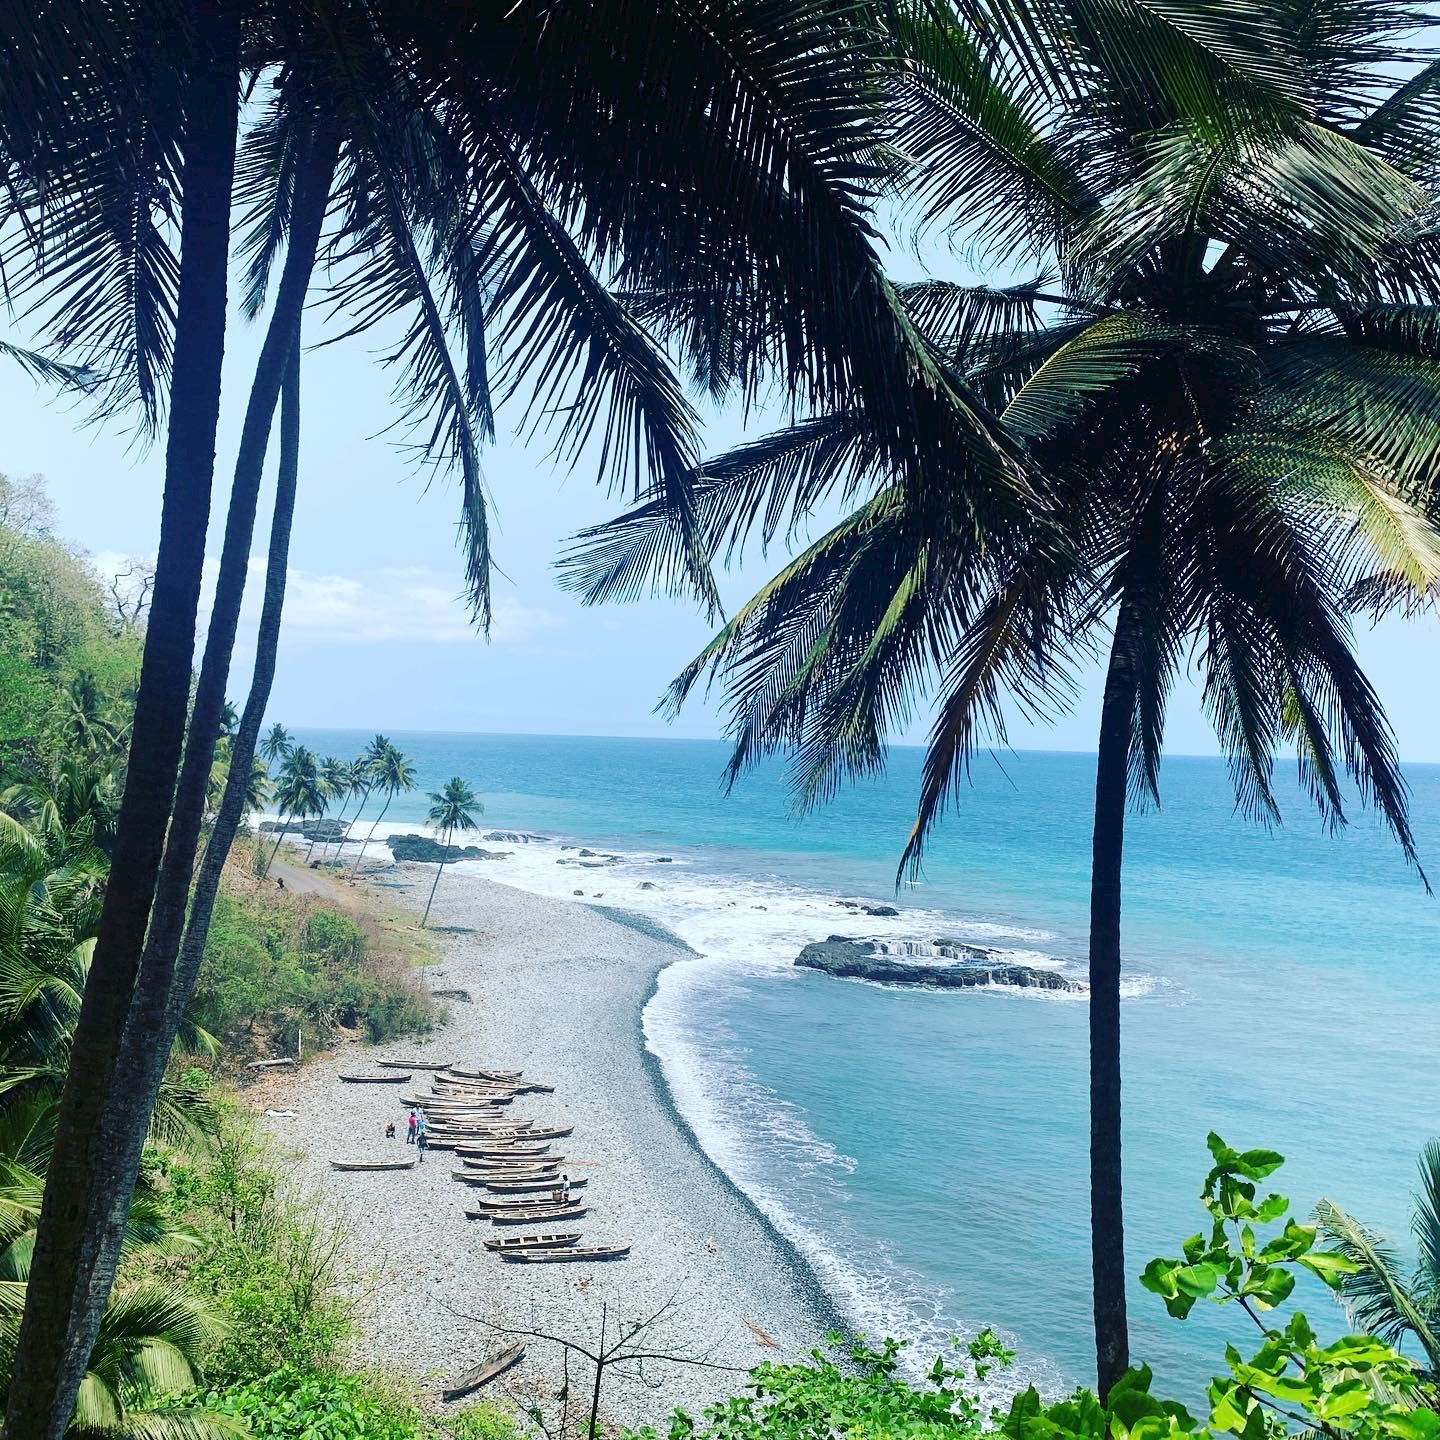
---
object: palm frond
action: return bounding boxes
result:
[1316,1197,1440,1367]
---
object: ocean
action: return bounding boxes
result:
[288,729,1440,1403]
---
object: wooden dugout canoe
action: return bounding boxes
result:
[329,1158,417,1171]
[485,1205,588,1225]
[484,1176,587,1194]
[500,1245,630,1264]
[377,1058,453,1071]
[339,1072,410,1084]
[441,1342,525,1402]
[483,1232,582,1251]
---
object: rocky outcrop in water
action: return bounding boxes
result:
[483,830,548,844]
[260,818,349,840]
[385,833,510,864]
[795,937,1079,992]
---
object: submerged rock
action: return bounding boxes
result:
[862,904,899,917]
[795,937,1078,992]
[385,833,509,864]
[483,830,548,844]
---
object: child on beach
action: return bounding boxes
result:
[415,1129,427,1163]
[385,1121,396,1140]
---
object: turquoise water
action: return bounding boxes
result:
[292,730,1440,1401]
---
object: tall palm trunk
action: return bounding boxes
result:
[265,812,297,878]
[324,794,352,862]
[352,793,394,878]
[345,786,374,867]
[170,345,303,1036]
[1089,596,1141,1401]
[3,11,241,1434]
[422,826,452,926]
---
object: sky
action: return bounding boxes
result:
[5,275,1440,764]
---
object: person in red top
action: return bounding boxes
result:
[405,1111,417,1145]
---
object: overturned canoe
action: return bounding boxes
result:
[330,1158,417,1171]
[487,1205,588,1225]
[378,1058,452,1071]
[482,1233,582,1252]
[501,1245,630,1264]
[441,1342,525,1402]
[460,1159,562,1173]
[339,1073,410,1084]
[449,1067,523,1083]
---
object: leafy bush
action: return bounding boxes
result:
[630,1332,1009,1440]
[156,1107,349,1383]
[193,888,434,1050]
[999,1136,1438,1440]
[203,1367,427,1440]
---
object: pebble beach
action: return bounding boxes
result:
[256,857,833,1427]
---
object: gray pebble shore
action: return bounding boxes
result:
[258,861,831,1428]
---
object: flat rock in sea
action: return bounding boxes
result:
[385,833,510,864]
[482,830,548,844]
[861,904,899,917]
[794,937,1078,992]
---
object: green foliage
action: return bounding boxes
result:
[192,889,433,1049]
[154,1107,349,1383]
[1002,1137,1439,1440]
[448,1401,530,1440]
[202,1366,426,1440]
[631,1332,1013,1440]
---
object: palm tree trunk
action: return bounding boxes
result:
[116,121,338,1028]
[265,812,296,878]
[422,827,451,926]
[345,787,373,868]
[325,795,352,863]
[170,344,303,1037]
[3,11,241,1434]
[1090,596,1141,1401]
[352,795,393,878]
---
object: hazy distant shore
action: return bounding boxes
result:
[256,851,833,1426]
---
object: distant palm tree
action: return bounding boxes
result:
[421,779,482,927]
[259,723,293,766]
[1317,1144,1440,1382]
[319,759,363,864]
[350,744,417,879]
[339,736,391,867]
[263,747,324,879]
[308,756,349,863]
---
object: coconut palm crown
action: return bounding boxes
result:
[565,0,1440,1395]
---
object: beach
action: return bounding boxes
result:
[255,855,834,1427]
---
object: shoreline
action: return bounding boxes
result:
[255,856,836,1426]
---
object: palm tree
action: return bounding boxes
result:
[350,745,418,880]
[318,759,362,864]
[568,0,1440,1395]
[1317,1144,1440,1382]
[262,748,325,880]
[307,757,349,864]
[258,724,293,766]
[338,737,391,868]
[421,779,482,927]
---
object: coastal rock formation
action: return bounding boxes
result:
[385,834,510,864]
[260,817,349,840]
[862,904,899,917]
[483,830,548,844]
[795,937,1079,992]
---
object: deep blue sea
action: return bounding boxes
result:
[290,729,1440,1404]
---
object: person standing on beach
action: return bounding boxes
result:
[415,1128,427,1163]
[406,1110,417,1144]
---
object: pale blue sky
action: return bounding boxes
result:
[5,281,1440,764]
